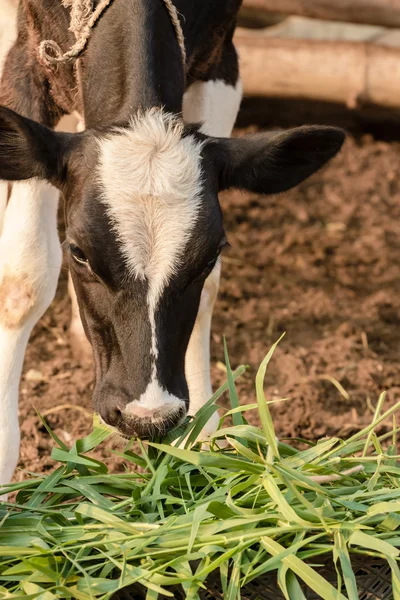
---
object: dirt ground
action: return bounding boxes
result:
[15,119,400,480]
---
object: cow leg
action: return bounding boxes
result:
[0,0,20,500]
[0,182,61,498]
[0,23,63,496]
[183,74,242,436]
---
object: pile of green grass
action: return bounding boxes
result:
[1,338,400,600]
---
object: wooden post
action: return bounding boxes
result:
[241,0,400,29]
[234,30,400,109]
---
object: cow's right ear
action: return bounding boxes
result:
[0,106,74,188]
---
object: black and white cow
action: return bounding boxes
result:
[0,0,344,491]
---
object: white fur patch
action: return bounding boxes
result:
[99,110,204,309]
[183,79,243,138]
[124,378,184,417]
[0,0,17,74]
[99,110,204,403]
[0,183,8,237]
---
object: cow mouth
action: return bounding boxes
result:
[98,403,187,440]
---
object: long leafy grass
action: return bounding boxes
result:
[1,339,400,599]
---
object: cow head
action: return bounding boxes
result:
[0,106,345,438]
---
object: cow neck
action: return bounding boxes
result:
[77,0,185,129]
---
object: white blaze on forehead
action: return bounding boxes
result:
[98,109,204,309]
[99,110,204,409]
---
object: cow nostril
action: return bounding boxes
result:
[110,406,122,423]
[101,405,122,428]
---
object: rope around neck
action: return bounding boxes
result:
[162,0,186,68]
[38,0,186,69]
[39,0,112,66]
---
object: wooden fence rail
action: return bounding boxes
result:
[242,0,400,29]
[234,29,400,109]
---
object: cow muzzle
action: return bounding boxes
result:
[97,380,187,439]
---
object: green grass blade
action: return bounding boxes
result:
[334,532,358,600]
[261,537,348,600]
[223,338,244,429]
[286,570,307,600]
[349,531,399,558]
[255,337,284,460]
[226,551,242,600]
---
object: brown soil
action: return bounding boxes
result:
[15,128,400,481]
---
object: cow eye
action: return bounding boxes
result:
[202,254,220,277]
[207,257,218,270]
[201,238,229,278]
[70,244,88,265]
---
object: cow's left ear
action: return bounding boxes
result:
[206,126,345,194]
[0,106,74,188]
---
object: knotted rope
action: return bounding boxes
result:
[39,0,186,69]
[39,0,112,66]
